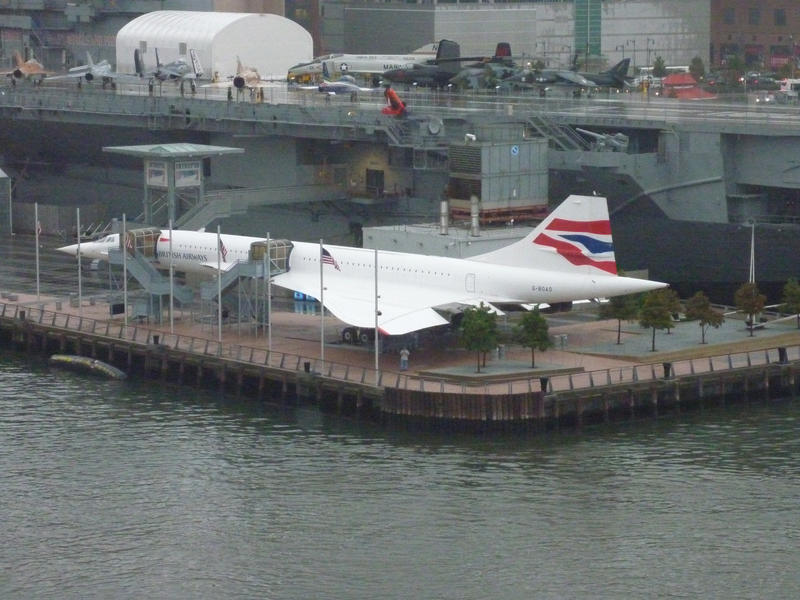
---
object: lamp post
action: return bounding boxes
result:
[627,39,636,71]
[585,0,592,70]
[536,40,548,66]
[646,38,655,71]
[562,45,572,67]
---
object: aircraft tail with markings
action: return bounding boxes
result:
[469,194,618,275]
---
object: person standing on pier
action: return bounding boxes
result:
[400,347,410,371]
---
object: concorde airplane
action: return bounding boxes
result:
[58,196,666,336]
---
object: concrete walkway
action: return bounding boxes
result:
[9,291,800,383]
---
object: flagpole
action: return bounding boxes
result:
[169,218,174,334]
[374,247,379,385]
[217,225,222,351]
[34,202,40,300]
[320,238,324,368]
[260,244,265,339]
[122,213,128,338]
[267,232,272,353]
[77,207,82,317]
[749,222,755,284]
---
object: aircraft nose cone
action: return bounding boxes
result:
[57,243,79,256]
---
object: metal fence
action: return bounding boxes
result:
[3,301,797,397]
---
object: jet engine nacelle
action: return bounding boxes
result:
[233,75,245,89]
[84,72,94,81]
[12,69,23,79]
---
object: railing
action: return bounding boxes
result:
[5,80,800,140]
[3,300,799,398]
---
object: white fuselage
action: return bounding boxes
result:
[66,229,655,305]
[283,241,651,305]
[288,52,434,80]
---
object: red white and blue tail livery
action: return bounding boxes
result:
[471,194,617,274]
[58,195,666,336]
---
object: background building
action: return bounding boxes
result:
[319,0,709,73]
[711,0,800,70]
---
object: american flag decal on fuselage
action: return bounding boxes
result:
[533,217,617,274]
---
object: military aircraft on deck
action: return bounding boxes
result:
[287,40,452,85]
[0,51,51,83]
[47,51,139,88]
[578,58,632,89]
[202,56,280,93]
[134,48,203,92]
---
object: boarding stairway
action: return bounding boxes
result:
[526,114,590,151]
[175,184,349,231]
[199,241,291,322]
[107,248,195,305]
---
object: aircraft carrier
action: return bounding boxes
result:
[1,81,800,302]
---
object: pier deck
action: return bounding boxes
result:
[2,290,800,431]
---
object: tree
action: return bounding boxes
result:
[639,288,675,351]
[782,277,800,329]
[734,282,766,336]
[459,303,498,373]
[726,55,746,86]
[652,56,667,78]
[599,292,641,344]
[514,308,553,367]
[685,291,724,344]
[689,56,705,81]
[661,288,682,333]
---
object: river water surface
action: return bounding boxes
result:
[2,351,800,599]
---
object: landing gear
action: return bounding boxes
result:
[341,327,375,345]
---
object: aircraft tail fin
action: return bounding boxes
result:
[155,48,161,68]
[494,42,512,59]
[86,51,94,68]
[435,40,460,62]
[604,57,630,84]
[12,51,23,68]
[134,49,144,76]
[189,48,202,78]
[322,60,331,80]
[469,195,618,275]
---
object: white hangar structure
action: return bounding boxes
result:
[115,11,312,81]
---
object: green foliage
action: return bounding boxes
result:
[734,282,766,336]
[689,56,705,81]
[781,278,800,329]
[599,292,641,344]
[726,55,746,81]
[639,288,676,351]
[514,308,553,367]
[685,291,724,343]
[652,56,667,78]
[459,303,498,373]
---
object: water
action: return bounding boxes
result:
[2,351,800,599]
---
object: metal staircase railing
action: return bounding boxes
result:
[527,114,590,151]
[107,248,194,304]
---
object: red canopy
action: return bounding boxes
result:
[662,72,717,99]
